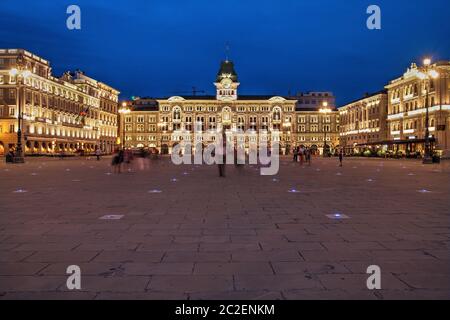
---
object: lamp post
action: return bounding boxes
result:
[418,58,439,164]
[319,101,332,157]
[118,102,131,150]
[9,58,32,163]
[157,122,166,154]
[282,121,292,155]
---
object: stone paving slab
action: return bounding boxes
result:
[0,156,449,299]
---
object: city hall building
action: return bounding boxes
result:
[122,60,340,155]
[0,49,120,156]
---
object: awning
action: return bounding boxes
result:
[24,136,97,143]
[355,137,436,147]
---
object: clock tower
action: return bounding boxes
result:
[214,60,240,101]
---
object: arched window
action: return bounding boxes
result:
[273,108,281,121]
[173,107,181,120]
[222,107,231,122]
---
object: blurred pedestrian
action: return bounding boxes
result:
[137,148,150,171]
[5,150,14,163]
[299,146,304,165]
[112,149,124,174]
[123,148,133,172]
[95,147,101,161]
[217,132,226,177]
[306,148,311,166]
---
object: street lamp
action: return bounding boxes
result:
[319,101,332,157]
[157,122,166,154]
[417,58,440,164]
[118,102,131,150]
[9,57,32,163]
[282,121,292,155]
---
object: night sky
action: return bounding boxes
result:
[1,0,449,105]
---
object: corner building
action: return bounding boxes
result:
[385,61,450,157]
[0,49,120,156]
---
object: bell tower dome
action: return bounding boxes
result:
[214,60,240,101]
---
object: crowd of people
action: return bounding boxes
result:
[4,143,345,169]
[292,146,344,167]
[111,147,158,173]
[292,146,312,165]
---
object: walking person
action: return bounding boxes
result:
[306,147,311,166]
[137,148,150,171]
[217,132,227,177]
[339,149,343,167]
[112,149,124,174]
[238,145,246,168]
[299,146,304,166]
[95,147,101,161]
[293,147,298,162]
[123,148,133,172]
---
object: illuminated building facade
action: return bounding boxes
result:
[339,91,388,154]
[0,49,120,156]
[385,61,450,157]
[338,59,450,158]
[121,60,340,155]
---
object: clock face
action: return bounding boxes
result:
[222,78,232,89]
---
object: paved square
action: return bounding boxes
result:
[0,156,449,300]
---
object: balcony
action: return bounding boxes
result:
[407,105,441,116]
[387,113,404,120]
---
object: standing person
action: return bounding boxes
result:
[236,145,245,168]
[143,148,150,170]
[95,147,101,161]
[137,148,150,171]
[293,146,298,162]
[5,149,14,163]
[299,146,304,166]
[306,148,311,166]
[119,149,125,172]
[123,148,133,172]
[339,149,343,167]
[217,132,227,177]
[112,149,123,174]
[137,148,144,171]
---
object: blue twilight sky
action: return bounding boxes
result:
[0,0,449,105]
